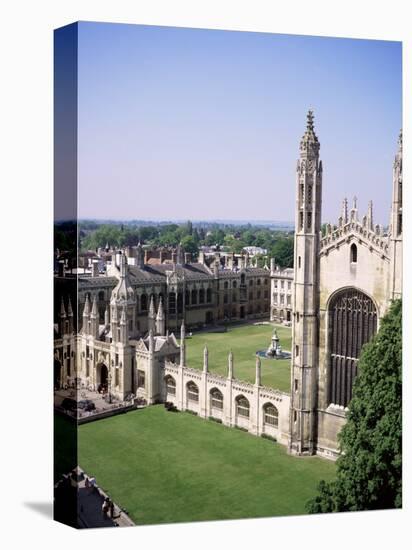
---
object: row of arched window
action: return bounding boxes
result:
[165,377,279,427]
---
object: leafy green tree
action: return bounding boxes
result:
[270,237,294,268]
[306,299,402,513]
[180,235,198,256]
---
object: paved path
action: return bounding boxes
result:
[77,476,135,529]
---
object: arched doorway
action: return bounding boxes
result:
[97,363,108,392]
[327,288,377,407]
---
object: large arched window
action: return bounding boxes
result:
[199,289,205,304]
[191,289,198,305]
[187,381,199,402]
[328,288,377,407]
[206,288,212,303]
[141,294,148,311]
[263,403,279,427]
[210,388,223,410]
[236,395,250,418]
[165,375,176,396]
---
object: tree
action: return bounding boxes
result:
[306,299,402,513]
[180,235,198,256]
[270,237,294,268]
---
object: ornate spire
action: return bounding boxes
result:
[341,198,348,225]
[104,306,109,326]
[155,297,165,336]
[300,109,320,158]
[367,200,373,231]
[83,295,90,317]
[148,295,156,319]
[67,296,73,317]
[156,297,164,321]
[350,196,358,221]
[60,296,66,318]
[90,295,98,319]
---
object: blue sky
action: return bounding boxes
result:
[77,22,402,224]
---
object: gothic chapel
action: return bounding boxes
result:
[289,112,402,457]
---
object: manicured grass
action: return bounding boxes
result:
[186,323,292,392]
[79,406,336,525]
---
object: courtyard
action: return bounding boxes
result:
[186,323,292,392]
[78,405,336,525]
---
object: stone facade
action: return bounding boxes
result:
[269,262,293,324]
[287,113,402,458]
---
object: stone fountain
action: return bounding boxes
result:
[256,327,291,361]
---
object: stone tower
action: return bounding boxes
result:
[389,130,403,301]
[108,251,137,399]
[289,110,323,455]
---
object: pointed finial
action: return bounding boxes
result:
[83,294,90,316]
[148,295,156,319]
[203,345,209,373]
[255,355,261,386]
[104,306,109,326]
[91,295,98,318]
[307,109,314,131]
[341,197,348,224]
[67,296,73,316]
[156,296,164,320]
[60,296,66,317]
[367,200,373,230]
[300,109,319,155]
[227,349,234,379]
[179,323,186,366]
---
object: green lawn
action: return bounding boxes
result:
[79,406,335,525]
[186,323,292,392]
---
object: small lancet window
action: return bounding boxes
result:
[350,243,358,263]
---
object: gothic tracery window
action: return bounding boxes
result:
[236,395,250,418]
[263,403,278,427]
[328,288,377,407]
[187,381,199,402]
[210,388,223,410]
